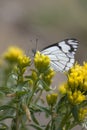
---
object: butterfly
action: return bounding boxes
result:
[40,38,79,72]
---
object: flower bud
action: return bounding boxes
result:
[46,93,58,106]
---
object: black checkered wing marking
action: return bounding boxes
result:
[41,39,78,72]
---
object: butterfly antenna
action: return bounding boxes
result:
[32,38,38,56]
[36,38,38,51]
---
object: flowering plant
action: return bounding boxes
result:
[0,46,87,130]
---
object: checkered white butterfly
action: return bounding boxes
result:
[40,38,78,72]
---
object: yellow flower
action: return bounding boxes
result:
[34,52,55,86]
[59,62,87,105]
[79,108,87,121]
[68,64,84,89]
[59,83,67,95]
[3,46,24,63]
[83,62,87,70]
[58,62,87,105]
[67,62,87,92]
[31,70,38,81]
[67,90,86,105]
[34,51,50,72]
[17,55,31,67]
[46,93,58,106]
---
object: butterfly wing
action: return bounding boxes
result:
[41,39,78,72]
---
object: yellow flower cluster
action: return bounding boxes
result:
[3,46,31,68]
[68,63,87,91]
[67,91,86,105]
[34,51,55,86]
[79,108,87,121]
[46,93,58,106]
[4,46,24,63]
[17,55,31,68]
[34,51,50,72]
[59,63,87,105]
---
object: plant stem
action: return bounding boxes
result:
[58,112,71,130]
[28,80,38,106]
[50,106,54,130]
[16,103,19,130]
[34,90,43,103]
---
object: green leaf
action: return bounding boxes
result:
[57,127,63,130]
[0,105,16,111]
[54,116,63,130]
[31,112,40,125]
[31,104,50,114]
[0,115,14,121]
[56,95,67,113]
[30,124,43,130]
[39,80,50,91]
[0,91,5,97]
[0,105,15,121]
[71,105,79,121]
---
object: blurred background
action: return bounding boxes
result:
[0,0,87,129]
